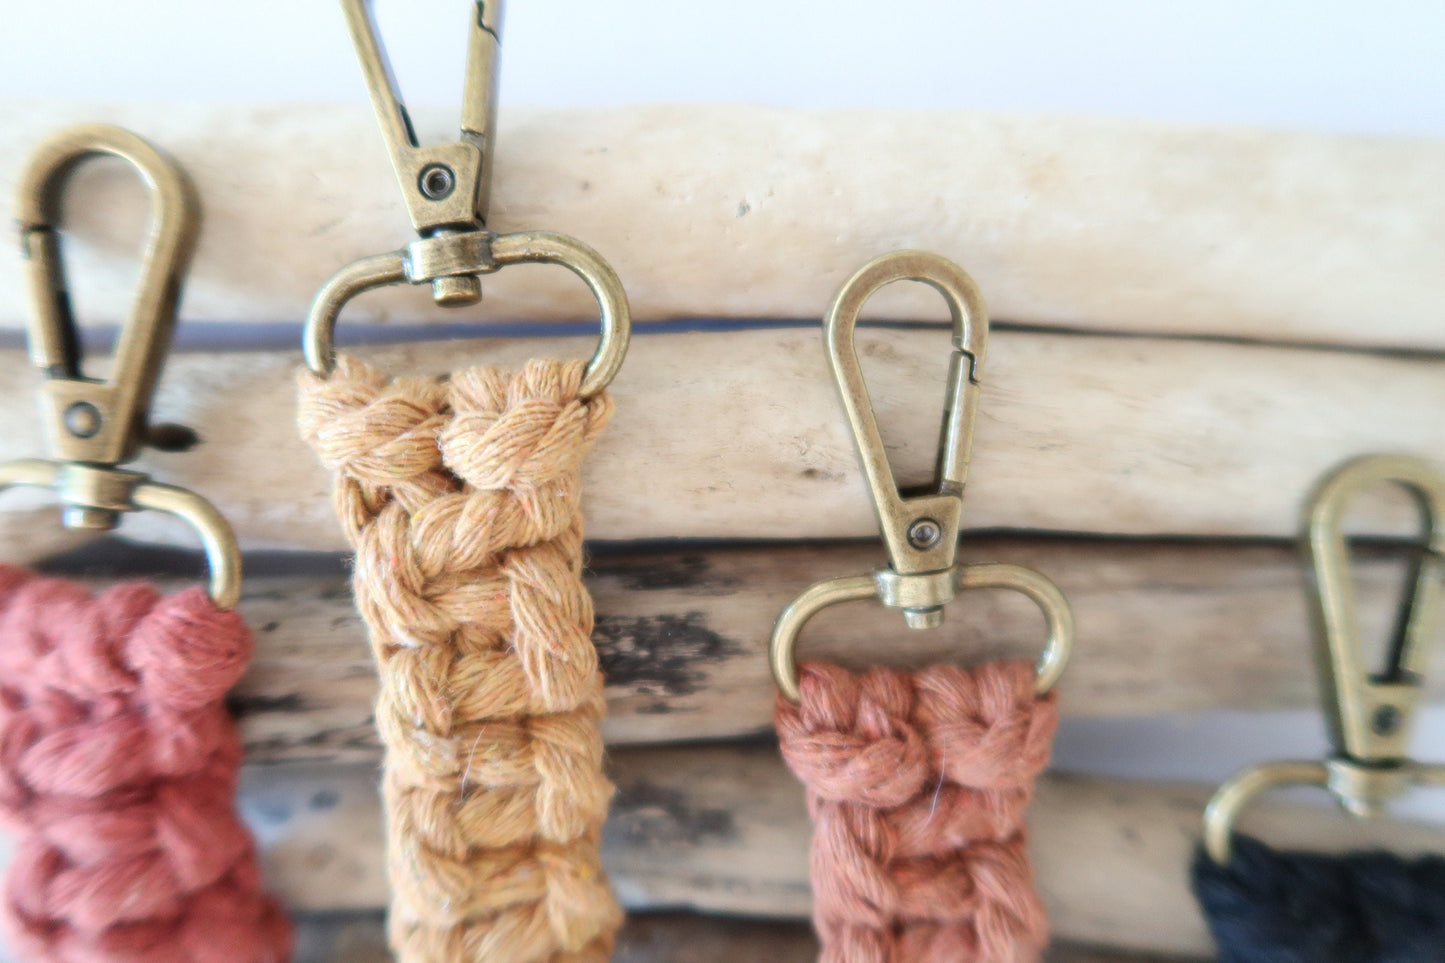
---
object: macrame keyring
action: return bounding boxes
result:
[0,123,290,962]
[299,5,633,960]
[770,251,1075,962]
[1195,454,1445,963]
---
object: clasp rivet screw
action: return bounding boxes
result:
[63,401,102,439]
[419,164,456,200]
[908,517,942,550]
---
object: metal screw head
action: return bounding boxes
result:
[418,164,457,200]
[907,517,943,550]
[1372,704,1401,736]
[432,275,483,307]
[903,607,945,630]
[63,401,102,438]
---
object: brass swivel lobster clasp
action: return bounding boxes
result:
[17,124,197,474]
[1202,455,1445,865]
[769,251,1074,703]
[0,124,241,608]
[305,0,630,398]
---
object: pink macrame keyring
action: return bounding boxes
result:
[770,251,1074,963]
[0,124,290,962]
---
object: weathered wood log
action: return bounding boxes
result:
[287,911,1202,963]
[239,746,1442,957]
[32,537,1438,763]
[2,328,1441,558]
[2,102,1441,350]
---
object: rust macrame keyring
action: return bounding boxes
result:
[0,123,240,608]
[772,250,1074,963]
[770,250,1074,702]
[0,122,290,963]
[302,0,630,395]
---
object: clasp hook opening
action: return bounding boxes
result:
[1202,454,1445,865]
[2,124,240,609]
[769,251,1073,703]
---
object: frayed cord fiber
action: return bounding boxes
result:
[775,659,1059,963]
[0,564,292,963]
[297,354,622,963]
[1193,835,1445,962]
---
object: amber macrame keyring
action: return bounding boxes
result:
[296,4,632,961]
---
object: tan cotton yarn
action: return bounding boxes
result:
[297,353,621,963]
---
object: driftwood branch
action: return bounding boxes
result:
[29,537,1436,763]
[1,328,1441,558]
[1,102,1441,350]
[237,745,1440,957]
[288,912,1201,963]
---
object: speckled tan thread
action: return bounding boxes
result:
[299,354,620,963]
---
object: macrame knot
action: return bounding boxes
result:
[298,353,621,963]
[776,660,1058,963]
[0,565,291,963]
[1193,835,1445,962]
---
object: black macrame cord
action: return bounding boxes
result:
[1192,835,1445,962]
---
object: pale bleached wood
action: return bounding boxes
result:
[2,328,1442,557]
[239,747,1443,957]
[187,538,1445,763]
[1,102,1441,350]
[286,912,1197,963]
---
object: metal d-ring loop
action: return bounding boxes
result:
[1200,761,1331,867]
[303,230,631,400]
[0,459,243,610]
[769,562,1075,704]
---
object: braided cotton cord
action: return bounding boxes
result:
[297,354,621,962]
[775,660,1058,963]
[0,564,291,963]
[1193,835,1445,962]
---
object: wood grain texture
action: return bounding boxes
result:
[1,102,1441,350]
[2,327,1442,557]
[180,538,1445,763]
[240,746,1443,957]
[287,912,1201,963]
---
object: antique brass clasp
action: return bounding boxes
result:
[769,251,1073,703]
[304,0,630,398]
[0,124,240,608]
[1202,455,1445,864]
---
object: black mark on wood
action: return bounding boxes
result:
[596,613,741,701]
[229,693,309,716]
[310,789,341,811]
[592,553,744,597]
[607,779,737,849]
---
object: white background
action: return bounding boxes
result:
[2,2,1443,812]
[2,1,1444,137]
